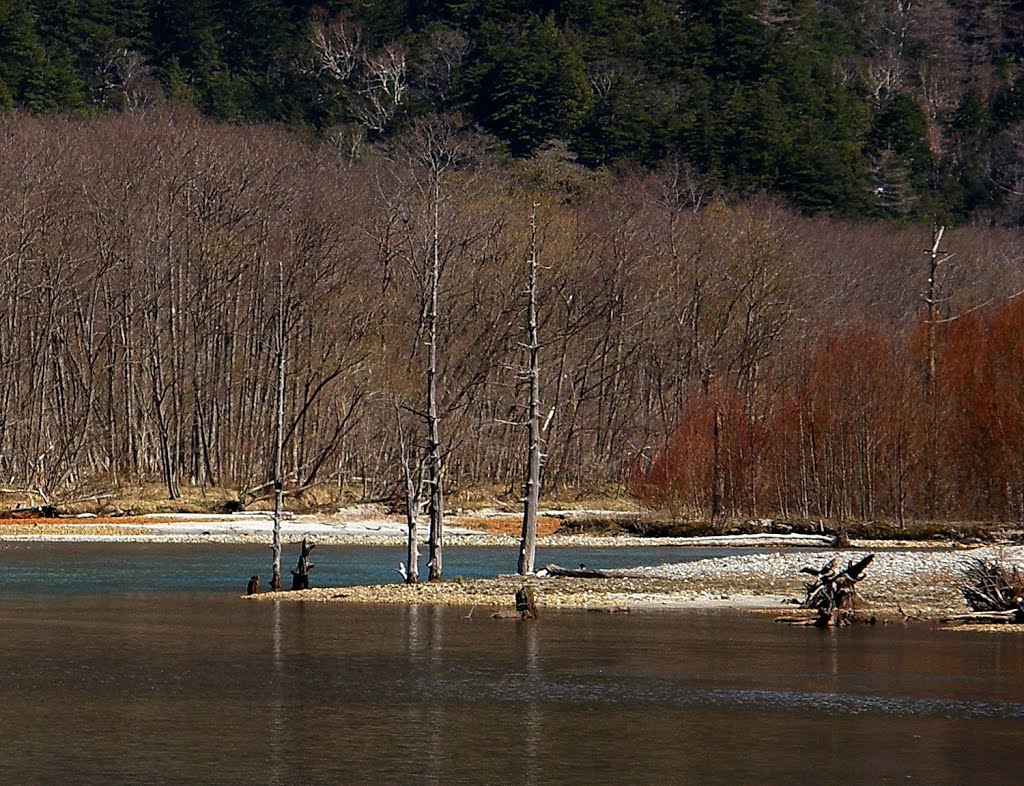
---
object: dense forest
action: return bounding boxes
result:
[3,2,1024,525]
[2,0,1024,222]
[1,111,1023,523]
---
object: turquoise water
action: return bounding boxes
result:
[0,542,769,596]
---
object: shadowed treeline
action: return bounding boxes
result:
[1,110,1022,518]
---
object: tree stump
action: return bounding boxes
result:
[515,586,538,620]
[290,538,316,590]
[247,575,260,595]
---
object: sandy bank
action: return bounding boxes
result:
[0,512,847,548]
[247,574,778,612]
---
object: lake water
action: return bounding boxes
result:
[0,542,771,596]
[1,544,1022,783]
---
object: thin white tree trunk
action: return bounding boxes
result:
[427,178,444,581]
[518,203,542,576]
[397,402,419,584]
[924,225,945,522]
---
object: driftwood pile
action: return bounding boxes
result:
[792,553,875,627]
[943,559,1024,624]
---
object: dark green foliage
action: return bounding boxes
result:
[1,0,85,110]
[1,0,1022,219]
[466,14,591,156]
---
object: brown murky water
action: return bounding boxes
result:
[0,596,1022,784]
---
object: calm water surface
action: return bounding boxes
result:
[0,542,771,596]
[0,545,1022,783]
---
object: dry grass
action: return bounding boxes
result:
[450,515,562,537]
[0,517,155,536]
[0,485,241,517]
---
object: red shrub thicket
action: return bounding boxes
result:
[634,297,1024,524]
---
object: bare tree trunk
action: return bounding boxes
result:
[271,257,286,592]
[924,225,945,522]
[427,177,444,582]
[397,403,419,584]
[711,404,725,526]
[518,204,542,576]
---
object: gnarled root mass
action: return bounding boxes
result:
[797,554,875,627]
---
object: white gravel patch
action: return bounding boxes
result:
[636,546,1024,584]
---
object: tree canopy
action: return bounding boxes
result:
[2,0,1024,221]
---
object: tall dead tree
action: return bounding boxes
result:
[270,256,286,592]
[923,225,948,521]
[402,116,471,583]
[426,163,444,581]
[518,203,542,576]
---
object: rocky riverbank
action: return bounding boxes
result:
[248,544,1024,620]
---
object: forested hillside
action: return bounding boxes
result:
[2,0,1024,221]
[4,2,1024,524]
[1,111,1023,523]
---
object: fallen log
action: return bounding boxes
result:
[537,563,633,578]
[1,504,60,519]
[942,610,1023,624]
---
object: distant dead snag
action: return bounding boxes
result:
[290,538,316,590]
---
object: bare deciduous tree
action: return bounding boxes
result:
[518,203,542,576]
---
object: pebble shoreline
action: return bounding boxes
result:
[249,544,1024,620]
[4,515,1019,621]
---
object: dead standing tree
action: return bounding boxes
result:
[271,255,286,591]
[518,203,542,576]
[424,138,445,582]
[923,225,949,521]
[290,537,316,590]
[711,404,725,527]
[395,116,470,582]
